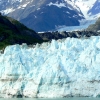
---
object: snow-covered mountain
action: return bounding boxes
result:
[0,0,100,31]
[71,0,96,18]
[88,0,100,18]
[71,0,100,19]
[0,0,84,31]
[57,0,100,32]
[0,0,22,15]
[1,36,100,98]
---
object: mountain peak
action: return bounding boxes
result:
[3,0,84,31]
[0,0,100,32]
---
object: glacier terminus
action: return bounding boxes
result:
[0,37,100,98]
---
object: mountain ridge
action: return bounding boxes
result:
[0,0,84,32]
[87,17,100,31]
[0,14,43,49]
[0,0,100,32]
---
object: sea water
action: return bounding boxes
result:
[0,98,100,100]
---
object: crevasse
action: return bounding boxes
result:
[0,36,100,98]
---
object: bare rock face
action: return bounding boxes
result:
[87,17,100,32]
[38,31,100,41]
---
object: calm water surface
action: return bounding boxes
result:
[0,98,100,100]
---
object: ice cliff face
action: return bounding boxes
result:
[0,37,100,98]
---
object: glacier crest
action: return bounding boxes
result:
[0,37,100,97]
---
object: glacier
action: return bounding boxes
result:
[0,36,100,98]
[56,19,96,32]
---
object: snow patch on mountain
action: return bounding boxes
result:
[47,2,66,8]
[88,0,100,18]
[71,0,96,18]
[65,0,81,12]
[18,2,30,9]
[11,0,22,3]
[0,37,100,97]
[1,8,15,15]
